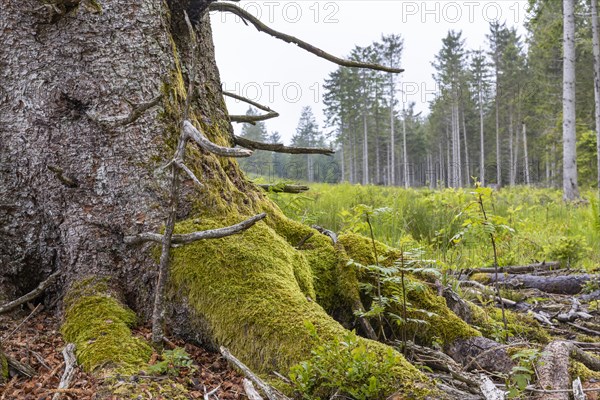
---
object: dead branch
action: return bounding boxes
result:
[295,232,314,249]
[243,379,264,400]
[235,135,334,155]
[174,160,204,188]
[0,271,59,315]
[209,2,403,74]
[124,213,267,245]
[183,120,252,158]
[567,322,600,336]
[311,225,337,244]
[88,95,162,126]
[220,346,290,400]
[223,92,279,124]
[572,346,600,371]
[258,184,309,194]
[473,273,593,295]
[52,344,77,400]
[7,355,36,378]
[151,13,197,346]
[2,303,43,340]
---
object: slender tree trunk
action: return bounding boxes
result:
[363,113,369,185]
[562,0,580,201]
[479,82,485,185]
[462,107,470,186]
[509,109,515,186]
[390,77,396,186]
[592,0,600,191]
[523,122,530,185]
[496,97,502,186]
[402,106,409,188]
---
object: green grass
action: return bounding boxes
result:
[268,183,600,272]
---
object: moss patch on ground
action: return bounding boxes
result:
[169,213,433,398]
[469,303,551,343]
[61,281,152,373]
[0,346,7,384]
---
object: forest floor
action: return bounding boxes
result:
[0,309,246,400]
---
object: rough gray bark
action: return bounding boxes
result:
[0,0,256,323]
[562,0,580,201]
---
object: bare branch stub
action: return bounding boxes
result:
[183,120,253,158]
[209,2,404,74]
[88,95,162,127]
[223,91,279,124]
[234,135,334,155]
[124,213,267,245]
[0,271,60,315]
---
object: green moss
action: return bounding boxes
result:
[169,214,432,397]
[570,360,600,381]
[469,304,550,343]
[62,284,152,373]
[102,378,189,399]
[0,346,7,384]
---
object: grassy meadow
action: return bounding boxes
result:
[267,183,600,273]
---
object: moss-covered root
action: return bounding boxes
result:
[169,215,433,398]
[0,343,7,384]
[338,233,480,347]
[61,278,152,374]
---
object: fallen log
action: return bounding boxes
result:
[474,273,593,295]
[535,340,600,400]
[445,336,514,375]
[466,261,561,275]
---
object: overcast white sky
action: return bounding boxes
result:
[210,1,529,144]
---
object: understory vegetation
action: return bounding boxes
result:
[269,184,600,272]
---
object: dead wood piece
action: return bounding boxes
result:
[535,341,574,400]
[220,346,290,400]
[480,375,505,400]
[295,232,314,249]
[478,273,593,295]
[445,337,514,375]
[235,135,334,155]
[209,3,403,74]
[567,322,600,336]
[0,271,59,315]
[124,213,267,245]
[243,379,264,400]
[556,298,583,322]
[572,377,585,400]
[183,120,253,158]
[52,343,77,400]
[467,261,561,275]
[434,381,484,400]
[7,355,36,378]
[572,346,600,371]
[258,184,309,194]
[353,301,378,341]
[311,225,337,244]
